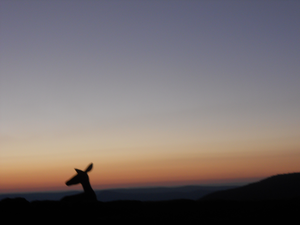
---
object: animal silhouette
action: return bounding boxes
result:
[61,163,97,202]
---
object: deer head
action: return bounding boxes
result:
[66,163,93,186]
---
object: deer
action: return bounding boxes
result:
[61,163,97,202]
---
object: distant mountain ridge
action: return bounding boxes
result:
[96,185,236,202]
[0,185,235,202]
[201,173,300,201]
[3,173,299,202]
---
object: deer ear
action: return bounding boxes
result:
[75,168,81,173]
[85,163,93,173]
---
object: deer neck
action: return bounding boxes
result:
[81,179,94,194]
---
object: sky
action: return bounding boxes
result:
[1,0,300,193]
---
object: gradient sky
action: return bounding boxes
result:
[1,0,300,193]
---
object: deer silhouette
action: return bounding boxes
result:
[61,163,97,202]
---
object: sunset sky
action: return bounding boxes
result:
[1,0,300,193]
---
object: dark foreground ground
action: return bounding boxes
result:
[1,198,299,223]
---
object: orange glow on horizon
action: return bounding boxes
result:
[1,144,299,193]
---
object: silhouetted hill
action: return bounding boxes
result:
[0,191,80,202]
[201,173,300,201]
[1,197,299,222]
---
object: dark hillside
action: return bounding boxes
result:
[201,173,300,201]
[1,198,299,222]
[1,173,300,222]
